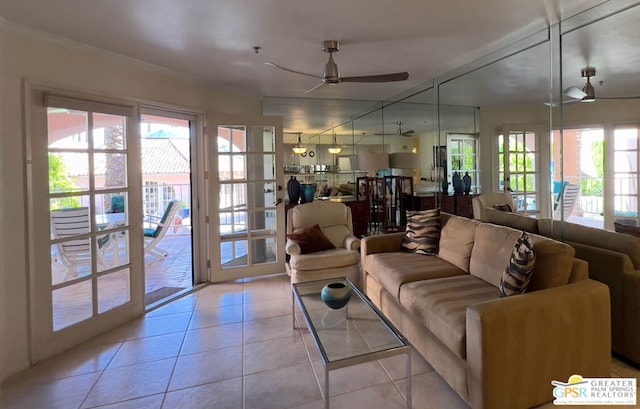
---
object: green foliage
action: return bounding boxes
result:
[581,140,604,196]
[48,153,80,209]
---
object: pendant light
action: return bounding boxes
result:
[327,131,342,155]
[291,133,307,154]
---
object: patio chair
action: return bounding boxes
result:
[144,200,180,260]
[554,183,580,219]
[51,207,110,276]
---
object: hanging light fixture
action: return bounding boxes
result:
[327,131,342,154]
[291,133,307,154]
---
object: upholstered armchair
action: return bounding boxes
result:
[471,191,517,220]
[286,201,361,286]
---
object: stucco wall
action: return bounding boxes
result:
[0,29,261,385]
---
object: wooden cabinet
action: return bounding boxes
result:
[407,193,475,218]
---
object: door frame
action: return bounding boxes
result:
[25,82,144,363]
[207,114,285,283]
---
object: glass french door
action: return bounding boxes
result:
[208,115,285,282]
[27,88,143,362]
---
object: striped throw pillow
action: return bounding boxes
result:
[499,232,536,297]
[402,208,441,255]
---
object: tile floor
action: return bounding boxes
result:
[1,274,639,409]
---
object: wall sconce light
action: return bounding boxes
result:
[327,132,342,155]
[291,133,307,154]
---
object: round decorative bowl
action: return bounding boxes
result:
[320,282,352,309]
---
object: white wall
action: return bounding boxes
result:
[0,30,262,385]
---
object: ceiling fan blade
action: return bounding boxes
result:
[564,86,587,99]
[544,99,581,107]
[402,130,416,136]
[303,82,327,94]
[340,72,409,83]
[265,62,322,79]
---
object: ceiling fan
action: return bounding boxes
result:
[546,67,597,107]
[375,121,416,137]
[265,40,410,93]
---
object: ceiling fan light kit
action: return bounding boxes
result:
[328,132,343,154]
[581,67,596,102]
[266,40,410,93]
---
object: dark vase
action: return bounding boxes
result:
[452,171,464,195]
[302,184,315,203]
[321,282,352,309]
[441,178,449,194]
[287,176,301,205]
[463,172,472,195]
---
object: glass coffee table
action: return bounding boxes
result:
[292,277,411,409]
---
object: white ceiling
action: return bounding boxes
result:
[0,0,607,102]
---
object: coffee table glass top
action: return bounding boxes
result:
[292,277,407,363]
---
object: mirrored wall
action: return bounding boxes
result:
[264,0,640,232]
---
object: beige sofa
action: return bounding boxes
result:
[473,209,640,367]
[361,213,611,409]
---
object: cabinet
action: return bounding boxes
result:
[284,170,367,203]
[407,193,475,218]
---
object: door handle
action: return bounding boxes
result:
[274,198,283,206]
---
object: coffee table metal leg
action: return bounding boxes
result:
[406,351,412,408]
[325,367,330,409]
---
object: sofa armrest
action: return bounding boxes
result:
[466,279,611,409]
[361,232,405,256]
[285,239,301,256]
[344,235,361,251]
[622,269,640,363]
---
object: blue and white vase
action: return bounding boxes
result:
[321,282,352,309]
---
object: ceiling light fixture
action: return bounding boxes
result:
[291,133,307,154]
[328,131,342,154]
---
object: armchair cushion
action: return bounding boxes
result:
[493,203,513,212]
[287,224,335,254]
[290,248,360,271]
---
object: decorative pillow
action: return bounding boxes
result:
[493,203,513,212]
[287,224,335,254]
[499,232,536,297]
[402,208,441,255]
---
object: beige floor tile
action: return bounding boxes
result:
[108,332,184,369]
[84,393,164,409]
[193,290,243,310]
[244,297,292,321]
[81,358,175,408]
[329,380,407,409]
[126,312,191,339]
[0,372,101,409]
[145,294,198,318]
[311,359,391,397]
[244,333,308,375]
[180,322,243,355]
[168,345,242,391]
[244,362,322,409]
[289,400,326,409]
[162,377,242,409]
[396,371,470,409]
[81,321,135,348]
[379,348,435,380]
[243,313,298,344]
[187,303,243,330]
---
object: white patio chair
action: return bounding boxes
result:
[554,183,580,219]
[144,200,180,260]
[51,207,110,277]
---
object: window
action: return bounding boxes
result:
[499,130,537,212]
[447,133,478,193]
[614,127,639,225]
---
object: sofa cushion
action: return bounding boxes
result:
[538,218,640,270]
[527,234,575,291]
[290,248,359,271]
[469,223,522,287]
[499,232,536,297]
[482,208,539,233]
[365,252,466,300]
[399,275,498,359]
[438,216,480,272]
[288,224,335,254]
[402,208,441,255]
